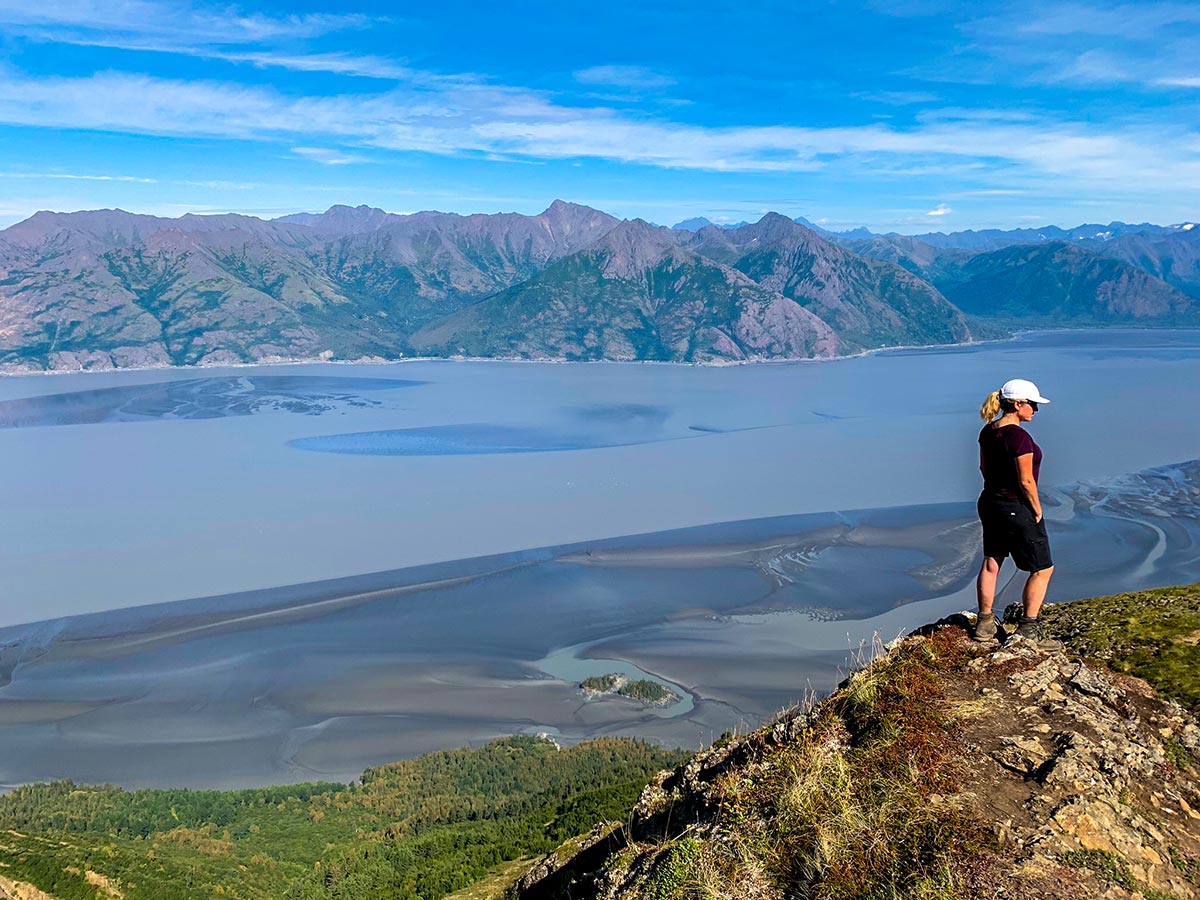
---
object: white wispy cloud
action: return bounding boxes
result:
[291,147,368,165]
[1013,1,1200,39]
[574,65,676,90]
[175,180,267,190]
[927,203,952,216]
[0,0,369,45]
[854,90,941,105]
[1155,77,1200,87]
[182,50,416,80]
[955,2,1200,89]
[949,189,1030,197]
[916,107,1041,123]
[0,171,158,183]
[0,68,1197,196]
[0,0,402,80]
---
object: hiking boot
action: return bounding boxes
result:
[973,612,999,642]
[1013,618,1063,652]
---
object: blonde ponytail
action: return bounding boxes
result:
[979,390,1001,422]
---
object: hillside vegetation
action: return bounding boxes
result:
[0,737,686,900]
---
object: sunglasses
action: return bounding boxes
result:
[1021,400,1039,412]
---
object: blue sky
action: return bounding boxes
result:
[0,0,1197,232]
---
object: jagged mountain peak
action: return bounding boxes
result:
[691,212,828,250]
[681,211,972,351]
[670,217,714,231]
[748,211,827,242]
[536,200,620,246]
[588,218,690,278]
[541,199,599,217]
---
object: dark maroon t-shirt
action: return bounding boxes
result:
[978,423,1041,499]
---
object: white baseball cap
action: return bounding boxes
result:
[1000,378,1050,404]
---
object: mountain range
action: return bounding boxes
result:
[1,202,1197,372]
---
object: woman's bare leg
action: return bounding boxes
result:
[976,556,1001,615]
[1022,566,1055,618]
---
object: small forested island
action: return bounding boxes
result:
[580,673,678,704]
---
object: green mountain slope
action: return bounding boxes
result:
[305,200,621,334]
[0,736,685,900]
[409,219,842,362]
[0,210,379,369]
[1090,229,1200,299]
[934,241,1200,323]
[840,233,973,283]
[685,214,973,351]
[0,203,620,371]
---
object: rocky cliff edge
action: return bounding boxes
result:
[507,606,1200,900]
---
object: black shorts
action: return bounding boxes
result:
[977,494,1053,572]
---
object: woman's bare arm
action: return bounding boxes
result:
[1015,453,1041,521]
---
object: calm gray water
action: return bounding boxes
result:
[0,329,1197,788]
[2,329,1198,626]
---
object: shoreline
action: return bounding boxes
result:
[5,325,1198,381]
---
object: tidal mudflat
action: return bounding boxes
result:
[0,330,1198,787]
[3,329,1200,623]
[0,459,1196,789]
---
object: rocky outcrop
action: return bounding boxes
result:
[0,873,59,900]
[508,623,1200,900]
[963,638,1199,899]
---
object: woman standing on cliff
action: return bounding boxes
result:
[973,379,1062,651]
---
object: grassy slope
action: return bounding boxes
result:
[1042,582,1200,712]
[509,583,1200,900]
[635,629,995,899]
[0,737,686,900]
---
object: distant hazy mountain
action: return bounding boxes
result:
[670,217,750,231]
[670,217,714,231]
[774,218,1200,308]
[907,221,1183,252]
[681,214,972,351]
[1086,227,1200,298]
[839,234,969,283]
[410,218,841,361]
[275,204,405,233]
[790,216,828,234]
[934,242,1199,322]
[790,217,875,240]
[830,226,877,239]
